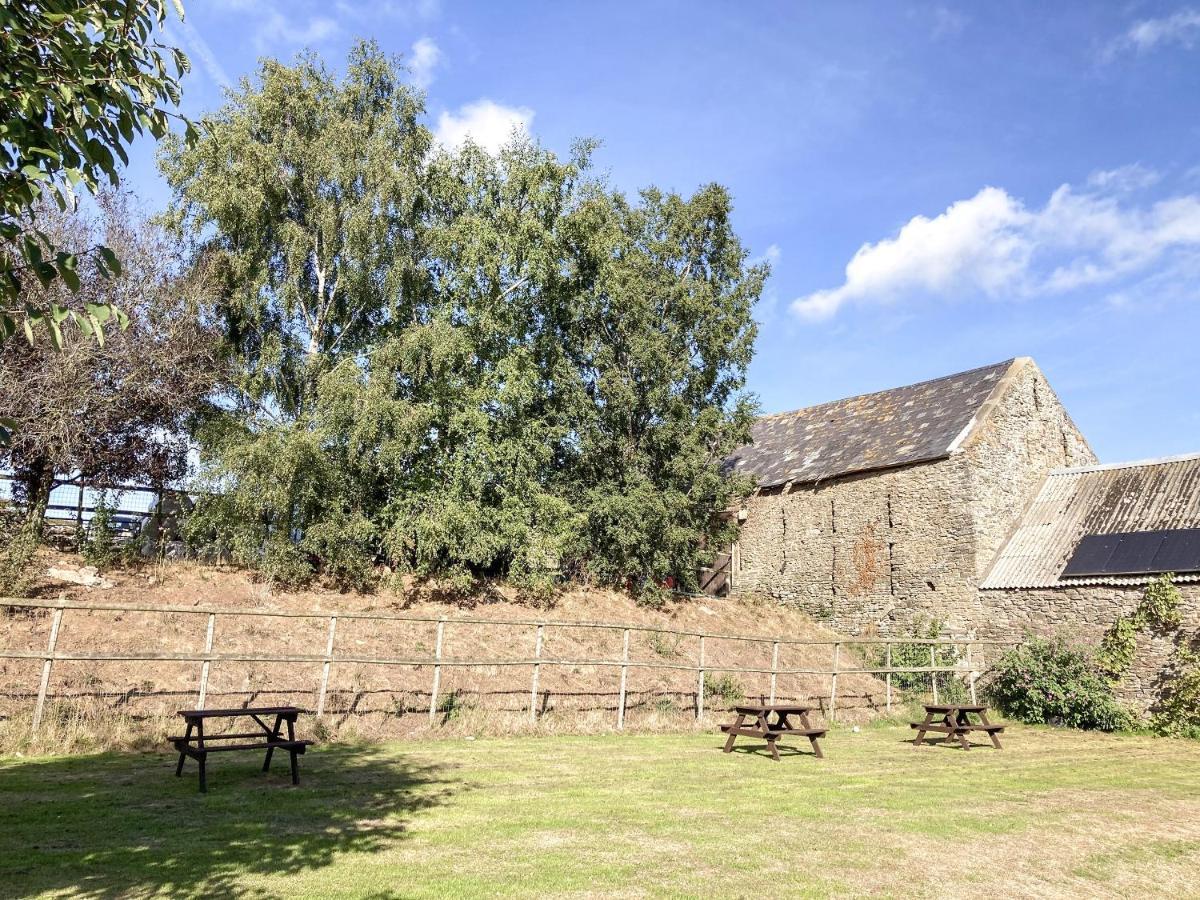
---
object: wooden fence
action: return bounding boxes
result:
[0,598,1021,734]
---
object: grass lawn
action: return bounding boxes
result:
[2,723,1199,898]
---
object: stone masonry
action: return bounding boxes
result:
[731,358,1095,635]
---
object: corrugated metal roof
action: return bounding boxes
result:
[981,453,1200,589]
[726,359,1015,489]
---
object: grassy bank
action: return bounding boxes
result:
[2,724,1198,897]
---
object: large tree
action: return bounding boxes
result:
[0,190,220,535]
[167,43,764,597]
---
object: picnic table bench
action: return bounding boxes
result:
[170,706,314,792]
[911,703,1004,750]
[720,703,826,761]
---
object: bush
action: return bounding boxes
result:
[0,520,37,597]
[81,496,121,571]
[703,673,744,706]
[866,619,966,700]
[987,637,1134,732]
[1151,646,1200,739]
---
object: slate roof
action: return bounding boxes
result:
[726,359,1016,489]
[981,453,1200,589]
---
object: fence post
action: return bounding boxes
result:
[428,618,445,725]
[74,482,85,538]
[929,644,938,704]
[967,642,977,705]
[32,603,65,733]
[885,642,892,713]
[316,615,337,717]
[617,628,630,730]
[695,636,706,720]
[769,640,779,705]
[529,624,544,723]
[196,613,215,708]
[829,642,840,723]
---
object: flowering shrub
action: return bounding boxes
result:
[987,637,1134,732]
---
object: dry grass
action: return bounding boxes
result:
[1,554,899,749]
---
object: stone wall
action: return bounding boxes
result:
[976,583,1200,711]
[732,457,978,634]
[959,359,1096,579]
[733,359,1096,637]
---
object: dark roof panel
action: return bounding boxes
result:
[982,454,1200,589]
[726,360,1014,488]
[1062,528,1200,578]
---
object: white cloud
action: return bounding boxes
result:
[253,11,339,52]
[409,37,441,89]
[167,19,232,90]
[1086,163,1161,193]
[930,6,968,39]
[1127,8,1200,51]
[791,173,1200,321]
[434,99,535,154]
[1106,7,1200,58]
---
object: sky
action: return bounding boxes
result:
[123,0,1200,464]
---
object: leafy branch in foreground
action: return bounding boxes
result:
[0,0,193,348]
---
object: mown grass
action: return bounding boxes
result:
[2,723,1199,898]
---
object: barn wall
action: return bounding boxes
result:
[976,583,1200,711]
[733,360,1097,637]
[960,358,1096,579]
[733,457,981,635]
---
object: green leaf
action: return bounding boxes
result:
[59,261,81,292]
[98,246,122,276]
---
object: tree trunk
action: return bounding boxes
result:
[18,458,55,543]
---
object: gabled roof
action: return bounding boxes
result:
[727,359,1018,489]
[981,453,1200,589]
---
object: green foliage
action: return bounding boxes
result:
[1139,573,1183,630]
[0,0,193,348]
[82,496,121,570]
[1096,574,1184,684]
[1096,615,1139,684]
[702,673,744,706]
[868,620,964,698]
[167,43,762,598]
[987,637,1135,732]
[1150,645,1200,739]
[0,517,37,596]
[436,689,468,722]
[647,631,683,659]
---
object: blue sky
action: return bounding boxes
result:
[128,1,1200,463]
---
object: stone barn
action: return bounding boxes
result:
[979,454,1200,709]
[723,357,1096,633]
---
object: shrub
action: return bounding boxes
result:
[867,619,966,700]
[703,673,745,706]
[0,520,37,597]
[81,495,130,571]
[987,637,1134,732]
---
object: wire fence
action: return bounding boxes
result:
[0,598,1022,734]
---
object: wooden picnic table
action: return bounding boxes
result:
[171,706,314,792]
[911,703,1004,750]
[720,703,826,761]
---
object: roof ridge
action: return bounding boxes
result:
[756,358,1017,421]
[1050,451,1200,476]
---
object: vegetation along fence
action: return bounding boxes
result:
[0,598,1021,733]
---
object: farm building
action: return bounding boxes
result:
[723,357,1096,632]
[980,454,1200,709]
[722,356,1200,708]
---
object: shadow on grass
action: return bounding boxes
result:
[0,743,455,898]
[724,744,822,760]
